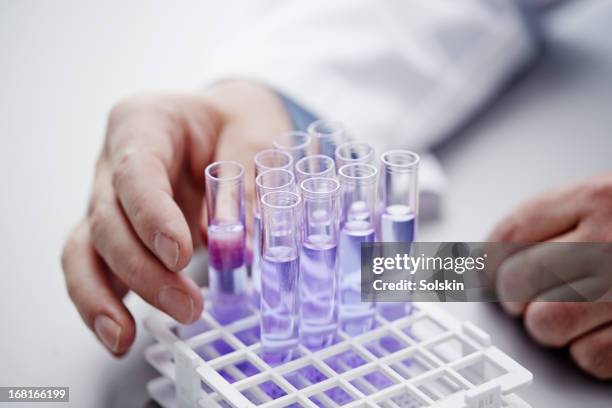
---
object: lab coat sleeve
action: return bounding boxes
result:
[200,0,536,153]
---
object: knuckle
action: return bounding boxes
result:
[89,203,112,243]
[111,150,138,190]
[587,179,612,205]
[129,191,156,233]
[123,253,148,288]
[525,302,578,347]
[108,93,166,125]
[108,95,145,124]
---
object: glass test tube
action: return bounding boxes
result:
[379,150,419,242]
[338,164,377,335]
[252,149,293,303]
[335,141,375,169]
[254,149,294,176]
[308,120,347,158]
[260,191,301,364]
[378,150,420,320]
[273,130,312,165]
[253,169,296,305]
[295,154,336,185]
[299,177,340,350]
[205,161,249,323]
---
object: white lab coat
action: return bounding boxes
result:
[200,0,535,154]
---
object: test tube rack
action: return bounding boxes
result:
[144,295,533,408]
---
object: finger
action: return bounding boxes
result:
[107,101,197,271]
[488,184,581,242]
[525,302,612,348]
[62,219,135,355]
[496,242,590,313]
[570,323,612,380]
[111,149,192,271]
[90,171,203,323]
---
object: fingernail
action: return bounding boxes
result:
[94,315,121,353]
[158,287,194,323]
[154,232,179,269]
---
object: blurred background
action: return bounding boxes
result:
[0,0,611,406]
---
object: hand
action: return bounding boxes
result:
[61,81,290,355]
[488,173,612,379]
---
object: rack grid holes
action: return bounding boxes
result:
[324,348,369,374]
[416,372,467,401]
[376,387,428,408]
[455,355,507,386]
[401,317,446,343]
[362,332,410,358]
[389,351,438,380]
[309,383,356,407]
[233,324,262,346]
[240,378,288,405]
[283,364,329,390]
[427,335,477,363]
[216,355,261,383]
[349,369,396,395]
[192,336,235,362]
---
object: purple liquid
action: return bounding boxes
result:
[379,204,415,320]
[251,214,262,307]
[380,204,415,242]
[338,220,375,335]
[260,246,299,363]
[208,224,249,324]
[299,235,338,350]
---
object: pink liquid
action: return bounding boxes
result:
[208,223,249,324]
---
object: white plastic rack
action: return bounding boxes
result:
[144,295,532,408]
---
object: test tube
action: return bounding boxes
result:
[260,191,301,363]
[252,169,296,305]
[252,149,293,303]
[379,150,420,242]
[335,141,375,169]
[377,150,420,320]
[308,120,347,158]
[295,154,336,185]
[205,161,249,323]
[273,130,312,165]
[299,177,340,350]
[254,149,294,176]
[338,164,378,335]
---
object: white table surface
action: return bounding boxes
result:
[0,1,610,407]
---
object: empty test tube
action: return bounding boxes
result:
[338,163,378,335]
[252,169,296,305]
[335,141,375,169]
[295,154,336,185]
[273,130,312,165]
[254,149,294,176]
[299,177,340,350]
[308,120,347,158]
[252,149,294,304]
[205,161,249,323]
[378,150,420,320]
[260,191,302,363]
